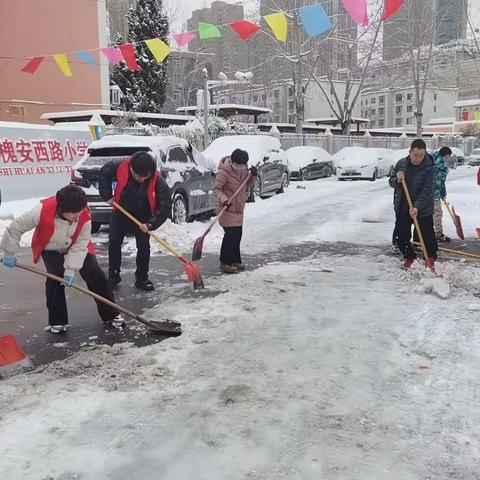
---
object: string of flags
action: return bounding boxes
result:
[20,0,404,77]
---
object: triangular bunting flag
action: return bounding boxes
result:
[198,22,222,40]
[174,32,196,48]
[382,0,404,21]
[100,47,123,64]
[21,56,45,74]
[76,50,98,65]
[299,4,332,38]
[119,44,141,71]
[342,0,369,26]
[54,54,73,77]
[144,38,172,62]
[229,20,260,40]
[263,12,288,43]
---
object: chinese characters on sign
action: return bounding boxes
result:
[0,138,88,176]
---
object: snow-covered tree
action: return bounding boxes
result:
[112,0,169,112]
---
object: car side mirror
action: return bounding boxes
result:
[312,158,317,163]
[263,156,269,163]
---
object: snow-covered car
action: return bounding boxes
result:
[71,135,215,230]
[451,147,465,166]
[203,135,289,199]
[334,147,394,181]
[468,148,480,166]
[286,146,334,181]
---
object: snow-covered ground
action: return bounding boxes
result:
[1,166,480,479]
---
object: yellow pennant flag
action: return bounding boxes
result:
[144,38,172,62]
[54,53,73,77]
[264,12,288,43]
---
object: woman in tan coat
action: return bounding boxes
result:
[213,149,257,273]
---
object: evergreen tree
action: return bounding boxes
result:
[112,0,169,112]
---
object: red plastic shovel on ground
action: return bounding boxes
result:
[0,334,32,378]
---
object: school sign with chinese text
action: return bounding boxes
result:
[0,123,92,202]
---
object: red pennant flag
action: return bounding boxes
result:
[119,44,141,71]
[229,20,260,40]
[382,0,404,21]
[21,56,45,74]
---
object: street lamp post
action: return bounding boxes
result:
[201,69,253,147]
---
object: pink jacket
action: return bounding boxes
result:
[213,157,256,227]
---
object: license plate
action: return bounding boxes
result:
[345,170,357,175]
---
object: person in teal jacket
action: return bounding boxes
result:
[433,146,452,242]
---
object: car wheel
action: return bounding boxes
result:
[338,177,346,181]
[301,169,309,181]
[370,169,377,182]
[91,222,101,234]
[172,192,188,224]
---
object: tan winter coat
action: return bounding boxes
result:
[1,204,91,276]
[213,157,255,227]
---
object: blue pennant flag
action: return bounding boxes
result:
[299,4,333,38]
[75,50,98,65]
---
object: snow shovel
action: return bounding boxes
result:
[8,261,182,336]
[113,202,204,289]
[192,172,253,261]
[443,200,465,240]
[401,179,434,270]
[0,334,33,378]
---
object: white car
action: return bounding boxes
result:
[203,135,289,198]
[286,146,334,181]
[334,147,394,181]
[468,148,480,166]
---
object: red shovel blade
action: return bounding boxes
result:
[451,206,465,240]
[0,334,27,367]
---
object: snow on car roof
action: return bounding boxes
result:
[286,146,332,170]
[88,135,188,151]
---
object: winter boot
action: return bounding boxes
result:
[426,257,436,270]
[436,234,451,243]
[135,278,154,291]
[220,263,239,274]
[403,258,414,270]
[109,271,121,288]
[104,315,126,329]
[233,263,246,272]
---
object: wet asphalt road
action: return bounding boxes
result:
[1,236,479,370]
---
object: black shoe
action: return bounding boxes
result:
[135,278,154,291]
[436,234,451,243]
[109,272,121,288]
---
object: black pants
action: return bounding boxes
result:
[396,211,438,260]
[42,251,118,326]
[220,226,243,265]
[109,211,150,280]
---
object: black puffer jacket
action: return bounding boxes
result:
[99,158,172,229]
[389,154,434,217]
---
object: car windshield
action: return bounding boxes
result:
[472,149,480,155]
[82,147,151,167]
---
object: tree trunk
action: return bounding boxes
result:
[416,112,423,138]
[295,61,304,134]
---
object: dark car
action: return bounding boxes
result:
[203,135,289,201]
[71,135,215,231]
[286,146,335,180]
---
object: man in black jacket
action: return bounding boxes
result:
[99,151,171,291]
[389,139,438,269]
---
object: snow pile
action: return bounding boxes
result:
[1,253,480,478]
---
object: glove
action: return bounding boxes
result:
[249,166,258,177]
[2,256,17,268]
[223,200,232,209]
[61,273,74,288]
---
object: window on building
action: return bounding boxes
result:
[262,94,266,102]
[288,101,295,111]
[406,117,412,125]
[396,106,402,115]
[379,96,385,105]
[434,105,437,113]
[395,93,403,103]
[434,93,438,101]
[274,115,280,123]
[371,97,376,104]
[379,107,385,116]
[288,86,294,97]
[288,115,295,123]
[395,117,403,126]
[273,90,280,99]
[407,93,413,101]
[253,94,258,102]
[406,105,413,113]
[379,119,385,127]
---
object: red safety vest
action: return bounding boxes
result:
[113,158,159,214]
[31,196,95,264]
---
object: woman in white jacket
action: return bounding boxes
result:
[1,185,124,333]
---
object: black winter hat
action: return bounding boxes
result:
[130,151,156,177]
[231,149,249,165]
[56,185,87,213]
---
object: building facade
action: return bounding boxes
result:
[360,86,458,129]
[0,0,109,124]
[106,0,136,40]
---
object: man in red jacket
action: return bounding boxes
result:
[1,185,123,333]
[99,152,171,291]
